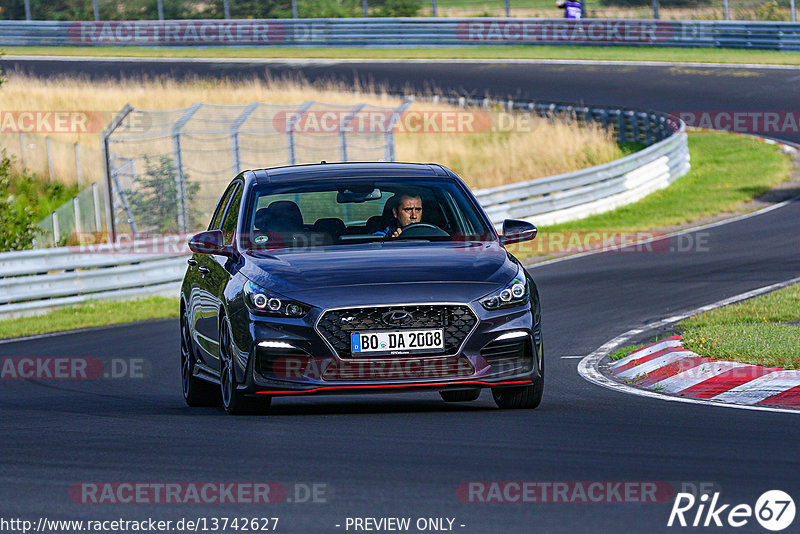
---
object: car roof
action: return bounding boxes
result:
[239,162,454,187]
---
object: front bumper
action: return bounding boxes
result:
[231,301,542,397]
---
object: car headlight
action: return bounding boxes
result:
[480,265,529,311]
[244,280,308,318]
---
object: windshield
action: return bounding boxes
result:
[241,177,494,249]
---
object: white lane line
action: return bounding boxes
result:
[711,371,800,405]
[577,275,800,416]
[614,350,695,380]
[610,339,683,369]
[651,361,748,394]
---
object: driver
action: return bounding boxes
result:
[384,193,422,238]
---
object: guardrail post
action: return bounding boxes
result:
[172,103,203,233]
[287,101,315,165]
[384,100,412,162]
[230,102,259,175]
[339,103,366,162]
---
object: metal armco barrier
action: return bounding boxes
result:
[1,19,800,50]
[0,98,689,319]
[0,237,188,318]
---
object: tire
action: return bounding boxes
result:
[219,317,272,415]
[181,312,219,407]
[440,389,481,402]
[492,343,544,409]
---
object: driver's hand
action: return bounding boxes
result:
[390,227,403,238]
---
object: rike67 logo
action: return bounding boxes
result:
[668,490,795,531]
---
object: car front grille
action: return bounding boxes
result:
[479,337,533,376]
[316,304,477,358]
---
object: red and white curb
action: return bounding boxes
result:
[610,336,800,410]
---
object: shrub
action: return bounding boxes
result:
[0,152,39,252]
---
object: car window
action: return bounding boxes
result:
[220,183,242,245]
[208,183,237,231]
[243,178,493,249]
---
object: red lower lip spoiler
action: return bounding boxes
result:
[255,379,533,395]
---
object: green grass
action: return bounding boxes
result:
[548,131,791,232]
[0,297,179,340]
[609,344,645,361]
[677,284,800,369]
[5,45,800,65]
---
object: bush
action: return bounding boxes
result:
[375,0,421,17]
[0,152,39,252]
[754,0,791,21]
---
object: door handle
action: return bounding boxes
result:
[187,259,198,267]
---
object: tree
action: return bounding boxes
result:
[125,155,200,233]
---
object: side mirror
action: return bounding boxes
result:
[188,230,232,256]
[500,219,537,245]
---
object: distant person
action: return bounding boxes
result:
[556,0,582,19]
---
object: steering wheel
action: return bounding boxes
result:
[397,222,450,238]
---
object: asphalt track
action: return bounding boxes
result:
[1,57,800,534]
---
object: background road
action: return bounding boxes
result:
[1,57,799,533]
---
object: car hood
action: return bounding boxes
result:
[240,241,516,308]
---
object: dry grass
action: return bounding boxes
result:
[0,74,621,190]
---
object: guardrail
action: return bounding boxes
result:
[1,19,800,50]
[0,98,689,320]
[0,237,188,318]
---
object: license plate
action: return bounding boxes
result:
[351,329,444,355]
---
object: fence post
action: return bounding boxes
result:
[53,212,60,246]
[92,183,102,234]
[224,0,231,18]
[384,100,413,162]
[19,132,26,170]
[46,137,54,182]
[73,196,81,236]
[286,101,315,166]
[339,103,366,162]
[172,103,203,233]
[230,102,259,175]
[101,104,134,242]
[74,142,82,187]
